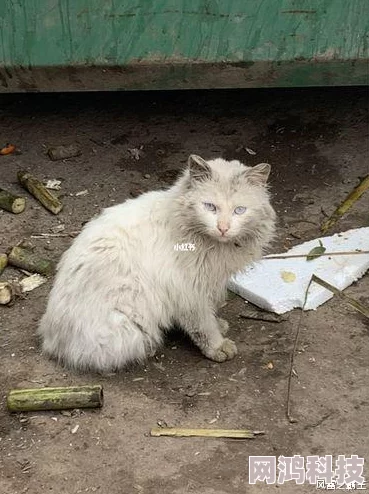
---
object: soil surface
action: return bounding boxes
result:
[0,88,368,494]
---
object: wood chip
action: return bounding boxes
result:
[19,274,47,293]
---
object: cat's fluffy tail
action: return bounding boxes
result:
[38,310,162,372]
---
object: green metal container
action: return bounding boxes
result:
[0,0,368,92]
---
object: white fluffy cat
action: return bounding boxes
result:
[38,155,276,371]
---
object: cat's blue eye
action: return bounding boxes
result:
[203,202,216,212]
[234,206,247,215]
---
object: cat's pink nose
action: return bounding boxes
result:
[218,224,229,235]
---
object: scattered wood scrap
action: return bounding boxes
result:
[0,188,26,214]
[265,250,369,260]
[0,253,7,275]
[321,175,369,233]
[150,427,264,439]
[30,231,80,239]
[312,275,369,320]
[18,170,63,214]
[285,276,313,424]
[0,282,14,305]
[19,273,47,293]
[286,273,369,424]
[0,274,47,305]
[7,385,104,412]
[8,246,55,276]
[240,310,286,323]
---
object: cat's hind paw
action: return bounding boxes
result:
[217,317,230,336]
[206,338,238,363]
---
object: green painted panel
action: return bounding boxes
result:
[0,0,368,91]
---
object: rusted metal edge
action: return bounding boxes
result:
[0,59,368,93]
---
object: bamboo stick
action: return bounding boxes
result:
[18,170,63,214]
[8,246,55,276]
[150,427,263,439]
[0,253,7,275]
[7,385,104,412]
[321,175,369,233]
[0,188,26,213]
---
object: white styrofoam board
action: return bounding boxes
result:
[228,227,369,314]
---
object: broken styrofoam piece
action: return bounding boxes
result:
[228,227,369,314]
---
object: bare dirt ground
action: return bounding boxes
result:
[0,87,368,494]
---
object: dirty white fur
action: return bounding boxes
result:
[38,156,276,371]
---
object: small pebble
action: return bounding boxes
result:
[71,424,79,434]
[143,174,151,179]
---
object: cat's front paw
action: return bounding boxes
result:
[217,317,230,335]
[206,338,238,363]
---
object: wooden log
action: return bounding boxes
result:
[0,188,26,214]
[0,253,8,275]
[8,246,55,276]
[7,385,104,412]
[0,282,13,305]
[17,170,63,215]
[48,144,81,161]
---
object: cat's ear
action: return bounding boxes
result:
[188,155,212,181]
[245,163,271,186]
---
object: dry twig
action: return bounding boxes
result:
[264,250,369,260]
